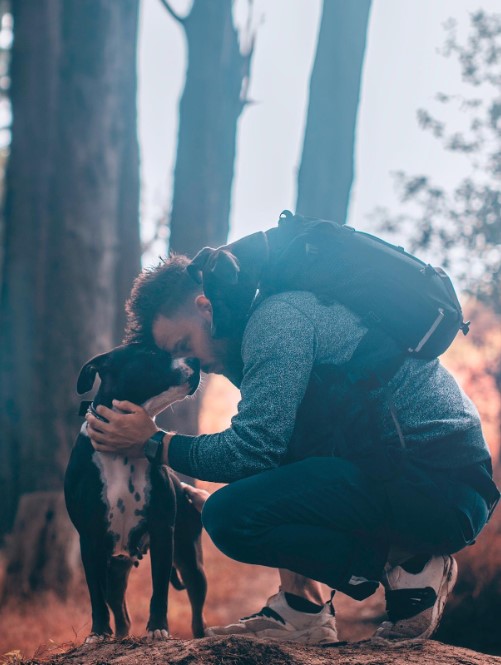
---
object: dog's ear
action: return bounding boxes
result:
[76,352,110,394]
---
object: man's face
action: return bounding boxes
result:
[152,297,229,374]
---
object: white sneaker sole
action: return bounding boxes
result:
[206,624,339,645]
[419,555,458,640]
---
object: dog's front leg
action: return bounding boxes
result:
[106,555,133,639]
[147,523,174,640]
[80,536,113,642]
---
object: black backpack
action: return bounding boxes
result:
[188,210,469,364]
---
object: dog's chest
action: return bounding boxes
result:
[93,452,151,558]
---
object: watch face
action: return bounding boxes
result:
[145,436,162,464]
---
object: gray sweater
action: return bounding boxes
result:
[168,291,490,482]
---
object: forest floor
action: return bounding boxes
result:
[0,527,388,660]
[14,635,501,665]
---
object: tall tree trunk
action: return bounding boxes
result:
[159,0,254,437]
[0,0,140,598]
[163,0,253,257]
[296,0,372,224]
[0,0,62,543]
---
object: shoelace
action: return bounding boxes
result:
[240,606,286,625]
[385,586,437,622]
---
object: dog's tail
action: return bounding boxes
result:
[170,567,186,591]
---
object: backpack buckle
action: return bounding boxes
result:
[278,210,295,227]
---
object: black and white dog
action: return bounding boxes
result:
[64,344,207,642]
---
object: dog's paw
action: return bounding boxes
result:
[84,632,112,644]
[147,629,170,641]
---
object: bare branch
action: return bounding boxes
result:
[157,0,189,25]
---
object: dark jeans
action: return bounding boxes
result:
[201,456,495,597]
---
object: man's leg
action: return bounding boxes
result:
[182,483,328,640]
[201,456,388,644]
[279,570,324,605]
[373,460,493,640]
[201,456,389,590]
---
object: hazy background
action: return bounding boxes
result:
[138,0,489,251]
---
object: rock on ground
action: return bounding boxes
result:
[20,635,501,665]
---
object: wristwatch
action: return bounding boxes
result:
[144,430,166,465]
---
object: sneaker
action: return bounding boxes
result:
[375,554,458,640]
[205,591,338,644]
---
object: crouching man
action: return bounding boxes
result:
[87,255,499,644]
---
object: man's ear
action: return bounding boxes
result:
[194,295,213,322]
[76,352,109,394]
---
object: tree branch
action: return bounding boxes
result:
[157,0,188,25]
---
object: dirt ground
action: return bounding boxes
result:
[15,635,501,665]
[0,526,387,660]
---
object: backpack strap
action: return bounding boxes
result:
[338,325,408,449]
[342,325,407,388]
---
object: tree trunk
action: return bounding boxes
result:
[159,0,254,438]
[0,0,62,542]
[0,0,141,596]
[296,0,372,224]
[165,0,254,256]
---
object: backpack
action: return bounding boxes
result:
[188,210,469,366]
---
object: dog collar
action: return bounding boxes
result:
[78,400,109,423]
[78,400,92,417]
[89,402,110,423]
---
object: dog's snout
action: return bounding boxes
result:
[171,357,200,394]
[186,358,201,394]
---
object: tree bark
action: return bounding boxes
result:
[296,0,372,224]
[0,0,62,541]
[166,0,254,256]
[0,0,141,596]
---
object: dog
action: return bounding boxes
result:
[64,343,207,642]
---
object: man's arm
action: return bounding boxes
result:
[166,298,317,481]
[88,297,317,481]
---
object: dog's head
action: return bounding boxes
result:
[77,344,200,417]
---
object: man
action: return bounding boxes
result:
[87,254,498,644]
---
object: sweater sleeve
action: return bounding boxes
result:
[167,298,317,482]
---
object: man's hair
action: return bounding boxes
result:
[124,254,202,345]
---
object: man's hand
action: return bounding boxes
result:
[86,400,158,457]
